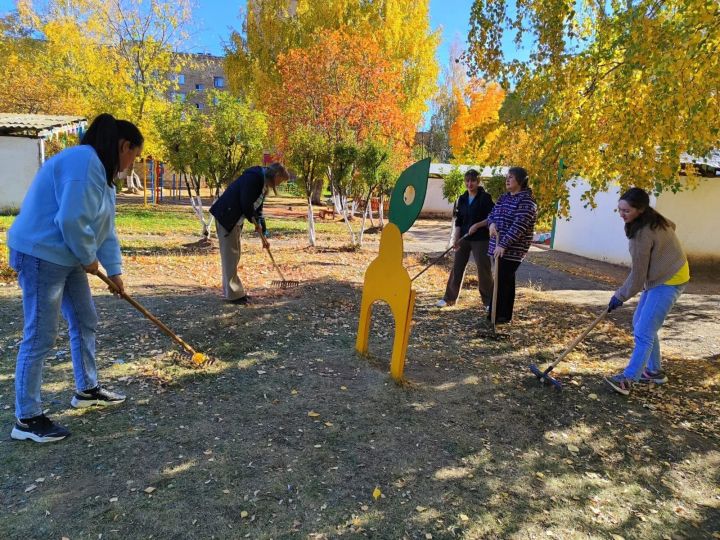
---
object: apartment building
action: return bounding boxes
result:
[169,53,227,110]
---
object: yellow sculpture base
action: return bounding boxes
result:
[355,223,416,382]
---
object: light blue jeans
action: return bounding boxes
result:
[10,250,99,419]
[623,283,685,380]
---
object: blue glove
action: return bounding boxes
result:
[608,296,623,312]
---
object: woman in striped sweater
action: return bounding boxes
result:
[604,187,689,395]
[486,167,537,323]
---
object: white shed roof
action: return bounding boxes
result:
[0,113,87,138]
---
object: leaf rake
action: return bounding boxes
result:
[94,270,213,366]
[258,232,299,289]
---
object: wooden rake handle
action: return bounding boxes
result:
[548,308,609,370]
[256,230,287,282]
[490,232,502,330]
[94,270,197,355]
[411,233,469,282]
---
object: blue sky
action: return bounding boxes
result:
[0,0,495,127]
[0,0,476,70]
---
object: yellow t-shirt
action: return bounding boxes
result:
[665,260,690,285]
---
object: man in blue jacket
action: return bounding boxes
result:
[210,163,289,304]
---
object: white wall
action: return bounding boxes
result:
[655,178,720,259]
[0,136,41,210]
[420,177,454,216]
[554,178,720,264]
[553,180,631,265]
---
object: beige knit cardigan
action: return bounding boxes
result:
[614,221,687,302]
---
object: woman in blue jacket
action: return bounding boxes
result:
[7,114,143,443]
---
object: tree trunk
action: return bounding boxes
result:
[311,179,324,206]
[358,193,372,246]
[378,193,385,229]
[183,173,193,200]
[307,196,316,247]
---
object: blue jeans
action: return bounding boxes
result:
[623,283,685,380]
[10,250,99,419]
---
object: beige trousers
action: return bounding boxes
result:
[217,222,246,300]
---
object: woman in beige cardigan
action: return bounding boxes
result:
[604,188,690,395]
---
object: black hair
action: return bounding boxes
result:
[508,166,529,190]
[464,169,480,181]
[81,113,143,187]
[619,187,671,239]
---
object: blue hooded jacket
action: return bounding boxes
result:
[7,145,122,275]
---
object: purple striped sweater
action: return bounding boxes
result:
[487,189,538,262]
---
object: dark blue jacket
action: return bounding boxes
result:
[210,166,266,233]
[455,188,494,241]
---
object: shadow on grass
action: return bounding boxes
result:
[0,277,718,539]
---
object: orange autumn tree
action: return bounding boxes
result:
[449,79,505,163]
[268,28,414,244]
[270,29,414,156]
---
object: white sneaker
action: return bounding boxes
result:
[435,299,450,308]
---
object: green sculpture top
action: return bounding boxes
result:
[388,158,430,234]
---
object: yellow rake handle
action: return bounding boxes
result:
[94,270,197,356]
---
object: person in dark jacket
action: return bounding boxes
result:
[436,169,495,309]
[486,166,537,323]
[210,163,289,304]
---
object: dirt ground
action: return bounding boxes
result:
[0,210,718,539]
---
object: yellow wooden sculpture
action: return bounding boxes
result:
[355,159,430,382]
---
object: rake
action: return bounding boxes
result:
[411,233,468,282]
[94,270,212,366]
[478,237,503,339]
[529,308,609,390]
[257,231,299,289]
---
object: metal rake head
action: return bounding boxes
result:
[529,363,563,390]
[168,350,215,367]
[271,279,300,289]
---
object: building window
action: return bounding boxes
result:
[195,102,204,110]
[195,83,204,90]
[177,73,185,85]
[213,76,225,88]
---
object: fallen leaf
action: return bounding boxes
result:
[589,393,598,400]
[308,411,320,417]
[240,510,249,518]
[567,444,580,453]
[459,513,470,522]
[25,484,37,493]
[144,487,156,494]
[416,506,427,512]
[372,487,381,500]
[109,497,118,503]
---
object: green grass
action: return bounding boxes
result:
[115,205,200,235]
